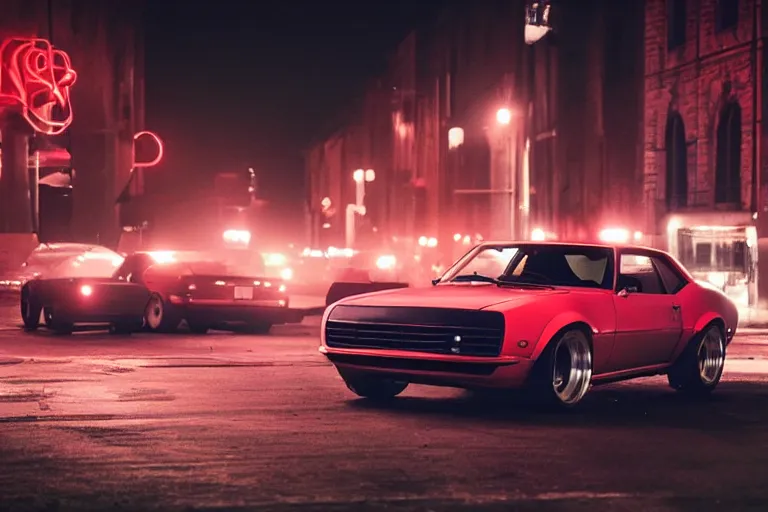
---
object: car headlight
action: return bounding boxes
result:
[280,267,293,280]
[376,255,397,270]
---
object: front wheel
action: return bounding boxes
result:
[667,324,725,395]
[341,373,408,401]
[528,328,593,409]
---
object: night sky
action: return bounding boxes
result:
[143,0,447,227]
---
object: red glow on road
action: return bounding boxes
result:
[0,38,77,135]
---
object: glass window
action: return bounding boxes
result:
[442,244,613,289]
[618,253,666,294]
[652,256,687,294]
[460,247,518,278]
[667,0,686,50]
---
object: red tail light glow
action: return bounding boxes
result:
[80,284,93,296]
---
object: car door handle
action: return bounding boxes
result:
[672,304,681,311]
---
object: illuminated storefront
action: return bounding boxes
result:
[664,212,756,309]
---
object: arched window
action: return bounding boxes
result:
[665,111,687,209]
[715,102,742,205]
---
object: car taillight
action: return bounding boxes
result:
[80,284,93,296]
[279,284,287,293]
[188,283,197,291]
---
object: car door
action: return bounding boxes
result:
[609,251,683,371]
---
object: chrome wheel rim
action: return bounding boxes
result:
[145,297,163,329]
[698,327,725,385]
[552,331,593,405]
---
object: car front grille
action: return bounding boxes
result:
[325,306,505,357]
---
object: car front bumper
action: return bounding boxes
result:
[319,346,534,389]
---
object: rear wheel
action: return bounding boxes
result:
[667,324,725,396]
[144,294,180,332]
[528,328,593,409]
[20,286,41,331]
[341,373,408,401]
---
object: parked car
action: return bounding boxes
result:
[320,242,738,409]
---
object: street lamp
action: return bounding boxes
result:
[525,1,553,45]
[448,127,465,149]
[346,169,375,248]
[496,108,512,125]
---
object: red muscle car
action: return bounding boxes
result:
[320,242,739,408]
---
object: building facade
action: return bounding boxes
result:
[306,0,645,263]
[0,0,145,248]
[643,0,764,310]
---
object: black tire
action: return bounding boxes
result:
[187,321,209,335]
[43,307,73,335]
[20,286,41,331]
[144,294,180,332]
[667,323,725,396]
[526,328,593,409]
[341,373,408,401]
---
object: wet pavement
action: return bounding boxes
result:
[1,303,768,511]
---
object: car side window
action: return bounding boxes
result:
[651,256,687,294]
[114,257,134,281]
[618,253,666,295]
[114,256,147,284]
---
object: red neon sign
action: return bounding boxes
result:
[132,130,164,168]
[0,38,77,135]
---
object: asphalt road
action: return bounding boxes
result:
[1,304,768,512]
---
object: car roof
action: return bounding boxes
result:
[478,240,665,253]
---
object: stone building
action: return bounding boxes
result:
[643,0,764,310]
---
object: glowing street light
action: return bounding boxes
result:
[448,127,465,149]
[496,108,512,125]
[347,169,375,247]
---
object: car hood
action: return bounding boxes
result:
[338,282,570,310]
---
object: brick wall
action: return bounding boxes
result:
[644,0,759,234]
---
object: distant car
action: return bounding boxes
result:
[320,242,738,408]
[20,247,148,335]
[2,243,122,293]
[116,251,300,334]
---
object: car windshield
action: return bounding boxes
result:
[440,244,614,289]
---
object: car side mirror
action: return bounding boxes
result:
[617,286,638,297]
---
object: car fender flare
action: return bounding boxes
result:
[531,312,595,361]
[693,312,725,336]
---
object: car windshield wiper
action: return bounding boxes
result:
[451,273,500,284]
[497,280,556,290]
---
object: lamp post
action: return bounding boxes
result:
[345,169,375,248]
